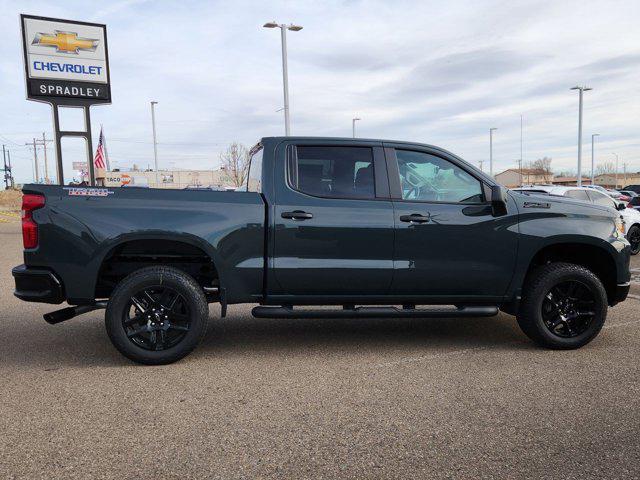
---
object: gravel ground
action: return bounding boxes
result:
[0,221,638,479]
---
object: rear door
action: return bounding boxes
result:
[385,144,519,299]
[271,141,395,296]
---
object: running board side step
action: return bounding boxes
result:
[251,305,498,319]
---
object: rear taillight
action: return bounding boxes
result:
[22,194,45,249]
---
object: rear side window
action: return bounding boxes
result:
[289,146,375,199]
[565,190,589,201]
[246,146,263,193]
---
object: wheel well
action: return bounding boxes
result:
[525,243,617,303]
[95,239,219,299]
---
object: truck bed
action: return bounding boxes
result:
[21,185,266,304]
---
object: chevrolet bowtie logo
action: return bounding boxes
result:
[32,31,99,54]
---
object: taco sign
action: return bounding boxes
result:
[106,174,131,186]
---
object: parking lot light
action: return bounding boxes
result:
[263,21,303,136]
[571,86,592,187]
[591,134,600,185]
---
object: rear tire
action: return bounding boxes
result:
[105,266,208,365]
[517,262,607,349]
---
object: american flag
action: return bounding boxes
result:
[94,127,106,169]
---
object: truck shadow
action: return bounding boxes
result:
[199,306,531,357]
[0,306,533,369]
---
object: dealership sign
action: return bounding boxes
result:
[21,14,111,103]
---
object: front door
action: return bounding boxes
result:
[385,145,519,300]
[272,142,395,296]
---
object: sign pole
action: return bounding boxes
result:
[85,106,96,186]
[52,106,64,184]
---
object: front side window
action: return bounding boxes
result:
[289,146,375,199]
[394,150,483,203]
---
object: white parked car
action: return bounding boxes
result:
[512,185,640,254]
[584,184,625,200]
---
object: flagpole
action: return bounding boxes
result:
[101,124,111,171]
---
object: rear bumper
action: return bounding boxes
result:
[12,264,65,304]
[612,282,630,306]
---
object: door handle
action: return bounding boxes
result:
[281,210,313,220]
[400,213,430,223]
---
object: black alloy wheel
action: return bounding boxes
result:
[541,280,596,338]
[124,286,191,351]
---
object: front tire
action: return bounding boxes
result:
[627,224,640,255]
[517,262,608,349]
[105,266,208,365]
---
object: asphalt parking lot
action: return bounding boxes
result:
[0,219,639,479]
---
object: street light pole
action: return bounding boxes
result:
[520,115,523,187]
[489,128,497,177]
[612,153,619,189]
[571,86,592,187]
[590,133,599,185]
[352,117,361,138]
[263,21,303,136]
[150,101,159,186]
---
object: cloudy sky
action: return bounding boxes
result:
[1,0,639,184]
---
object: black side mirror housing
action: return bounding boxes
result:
[617,202,626,211]
[490,185,508,217]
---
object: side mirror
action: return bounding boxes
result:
[617,202,626,211]
[490,185,508,217]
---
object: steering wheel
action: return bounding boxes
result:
[403,167,438,200]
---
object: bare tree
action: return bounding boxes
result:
[532,157,553,182]
[219,142,250,187]
[595,161,616,175]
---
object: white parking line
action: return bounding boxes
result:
[373,347,488,368]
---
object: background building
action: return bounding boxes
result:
[494,168,550,188]
[593,173,640,189]
[551,176,592,186]
[103,169,235,189]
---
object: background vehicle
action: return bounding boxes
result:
[513,185,640,254]
[584,185,611,194]
[184,185,227,191]
[618,190,639,199]
[583,185,627,201]
[12,137,631,364]
[623,185,640,194]
[607,190,626,200]
[628,196,640,211]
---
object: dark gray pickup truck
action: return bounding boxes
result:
[13,137,631,364]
